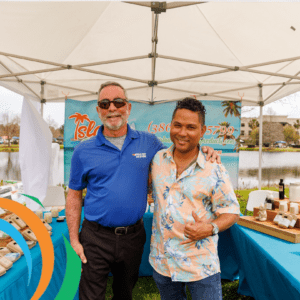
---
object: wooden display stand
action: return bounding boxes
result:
[238,200,300,243]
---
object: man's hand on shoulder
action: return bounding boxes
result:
[71,241,87,264]
[202,146,221,164]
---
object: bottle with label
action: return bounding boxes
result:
[279,179,285,200]
[264,192,275,210]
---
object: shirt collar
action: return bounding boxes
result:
[163,144,206,169]
[95,123,138,147]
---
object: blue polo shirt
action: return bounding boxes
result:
[69,124,165,227]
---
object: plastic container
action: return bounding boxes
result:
[290,203,299,214]
[289,183,300,203]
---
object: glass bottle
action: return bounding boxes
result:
[279,179,285,200]
[264,192,275,210]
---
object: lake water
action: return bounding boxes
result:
[1,150,300,190]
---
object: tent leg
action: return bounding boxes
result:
[258,85,264,190]
[40,81,45,117]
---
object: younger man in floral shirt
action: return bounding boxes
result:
[149,97,240,300]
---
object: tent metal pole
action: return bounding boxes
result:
[158,54,234,69]
[245,56,300,69]
[150,12,159,103]
[41,81,45,117]
[158,69,231,84]
[210,84,258,95]
[71,66,148,84]
[76,55,148,68]
[258,84,264,190]
[158,53,300,74]
[125,1,202,9]
[240,67,300,81]
[264,81,300,86]
[0,67,64,79]
[0,51,68,68]
[0,60,40,98]
[264,69,300,102]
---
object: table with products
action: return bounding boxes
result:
[231,223,300,300]
[0,208,241,300]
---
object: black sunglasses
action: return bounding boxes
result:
[98,98,127,109]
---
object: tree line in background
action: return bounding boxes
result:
[246,118,300,146]
[0,112,64,146]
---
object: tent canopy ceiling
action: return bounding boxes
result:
[1,1,300,106]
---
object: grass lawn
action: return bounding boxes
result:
[0,144,19,152]
[239,146,300,152]
[0,144,64,152]
[104,276,252,300]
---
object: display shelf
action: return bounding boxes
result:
[253,207,300,228]
[238,216,300,243]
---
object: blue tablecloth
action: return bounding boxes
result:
[231,224,300,300]
[0,210,239,299]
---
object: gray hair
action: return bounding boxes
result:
[98,81,128,99]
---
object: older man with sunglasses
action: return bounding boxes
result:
[66,81,221,300]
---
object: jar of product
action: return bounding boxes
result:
[35,210,43,219]
[50,207,59,218]
[289,183,300,202]
[290,203,299,215]
[44,212,52,224]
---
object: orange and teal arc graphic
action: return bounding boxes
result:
[0,198,54,300]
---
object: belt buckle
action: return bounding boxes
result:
[115,227,127,235]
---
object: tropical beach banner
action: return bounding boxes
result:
[64,99,241,188]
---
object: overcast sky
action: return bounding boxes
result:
[0,86,300,128]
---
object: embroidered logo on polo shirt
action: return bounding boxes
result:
[132,153,147,158]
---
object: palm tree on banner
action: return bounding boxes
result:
[233,134,241,153]
[69,112,90,141]
[221,101,241,119]
[249,118,259,130]
[215,121,238,146]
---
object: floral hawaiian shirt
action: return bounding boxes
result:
[149,145,240,282]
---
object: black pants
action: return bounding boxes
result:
[79,219,146,300]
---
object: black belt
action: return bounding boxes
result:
[87,218,143,235]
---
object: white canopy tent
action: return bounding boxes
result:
[1,1,300,190]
